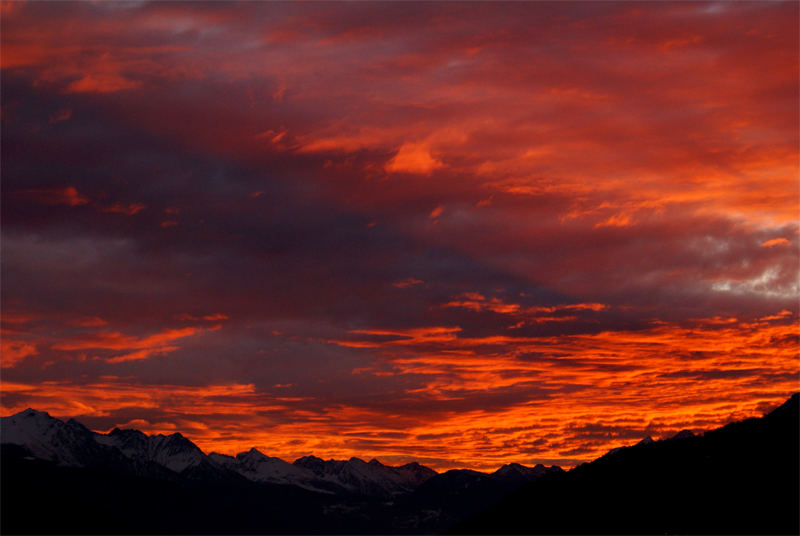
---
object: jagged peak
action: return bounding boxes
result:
[237,447,269,462]
[109,427,146,438]
[294,454,323,463]
[493,463,523,476]
[15,408,53,419]
[670,429,696,440]
[159,432,194,445]
[493,462,560,478]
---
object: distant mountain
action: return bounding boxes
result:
[0,408,442,497]
[454,393,800,535]
[3,395,796,534]
[206,449,438,497]
[391,463,564,530]
[291,454,438,497]
[0,407,560,534]
[0,408,178,480]
[208,448,326,489]
[493,462,562,481]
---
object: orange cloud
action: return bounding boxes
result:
[1,1,796,473]
[429,205,444,219]
[442,293,608,320]
[762,237,791,248]
[1,339,38,368]
[386,143,443,174]
[51,326,215,363]
[1,311,796,471]
[4,306,797,471]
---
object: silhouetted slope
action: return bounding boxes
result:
[455,393,800,535]
[389,465,564,531]
[1,443,340,535]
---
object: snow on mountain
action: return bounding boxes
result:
[209,448,330,491]
[1,409,122,467]
[2,409,206,477]
[392,461,438,488]
[291,455,438,497]
[3,408,559,499]
[203,452,438,496]
[1,408,438,496]
[236,448,311,483]
[99,428,206,473]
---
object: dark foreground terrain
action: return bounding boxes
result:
[455,392,800,535]
[2,393,797,534]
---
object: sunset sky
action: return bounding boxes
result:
[1,1,798,471]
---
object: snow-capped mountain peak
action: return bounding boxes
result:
[237,447,270,464]
[145,432,206,472]
[1,408,441,496]
[1,408,101,466]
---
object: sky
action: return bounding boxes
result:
[1,1,798,471]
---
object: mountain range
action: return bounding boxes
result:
[1,407,558,499]
[2,393,797,534]
[1,407,562,534]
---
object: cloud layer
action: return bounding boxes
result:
[2,1,797,470]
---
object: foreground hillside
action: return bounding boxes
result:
[455,393,800,535]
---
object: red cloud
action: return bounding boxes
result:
[51,326,216,363]
[22,186,89,207]
[1,1,797,470]
[101,202,147,216]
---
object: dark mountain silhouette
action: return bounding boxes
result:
[390,465,565,530]
[454,393,800,535]
[0,408,555,534]
[1,394,796,534]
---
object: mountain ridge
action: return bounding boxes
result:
[3,404,710,473]
[2,394,796,534]
[0,407,558,497]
